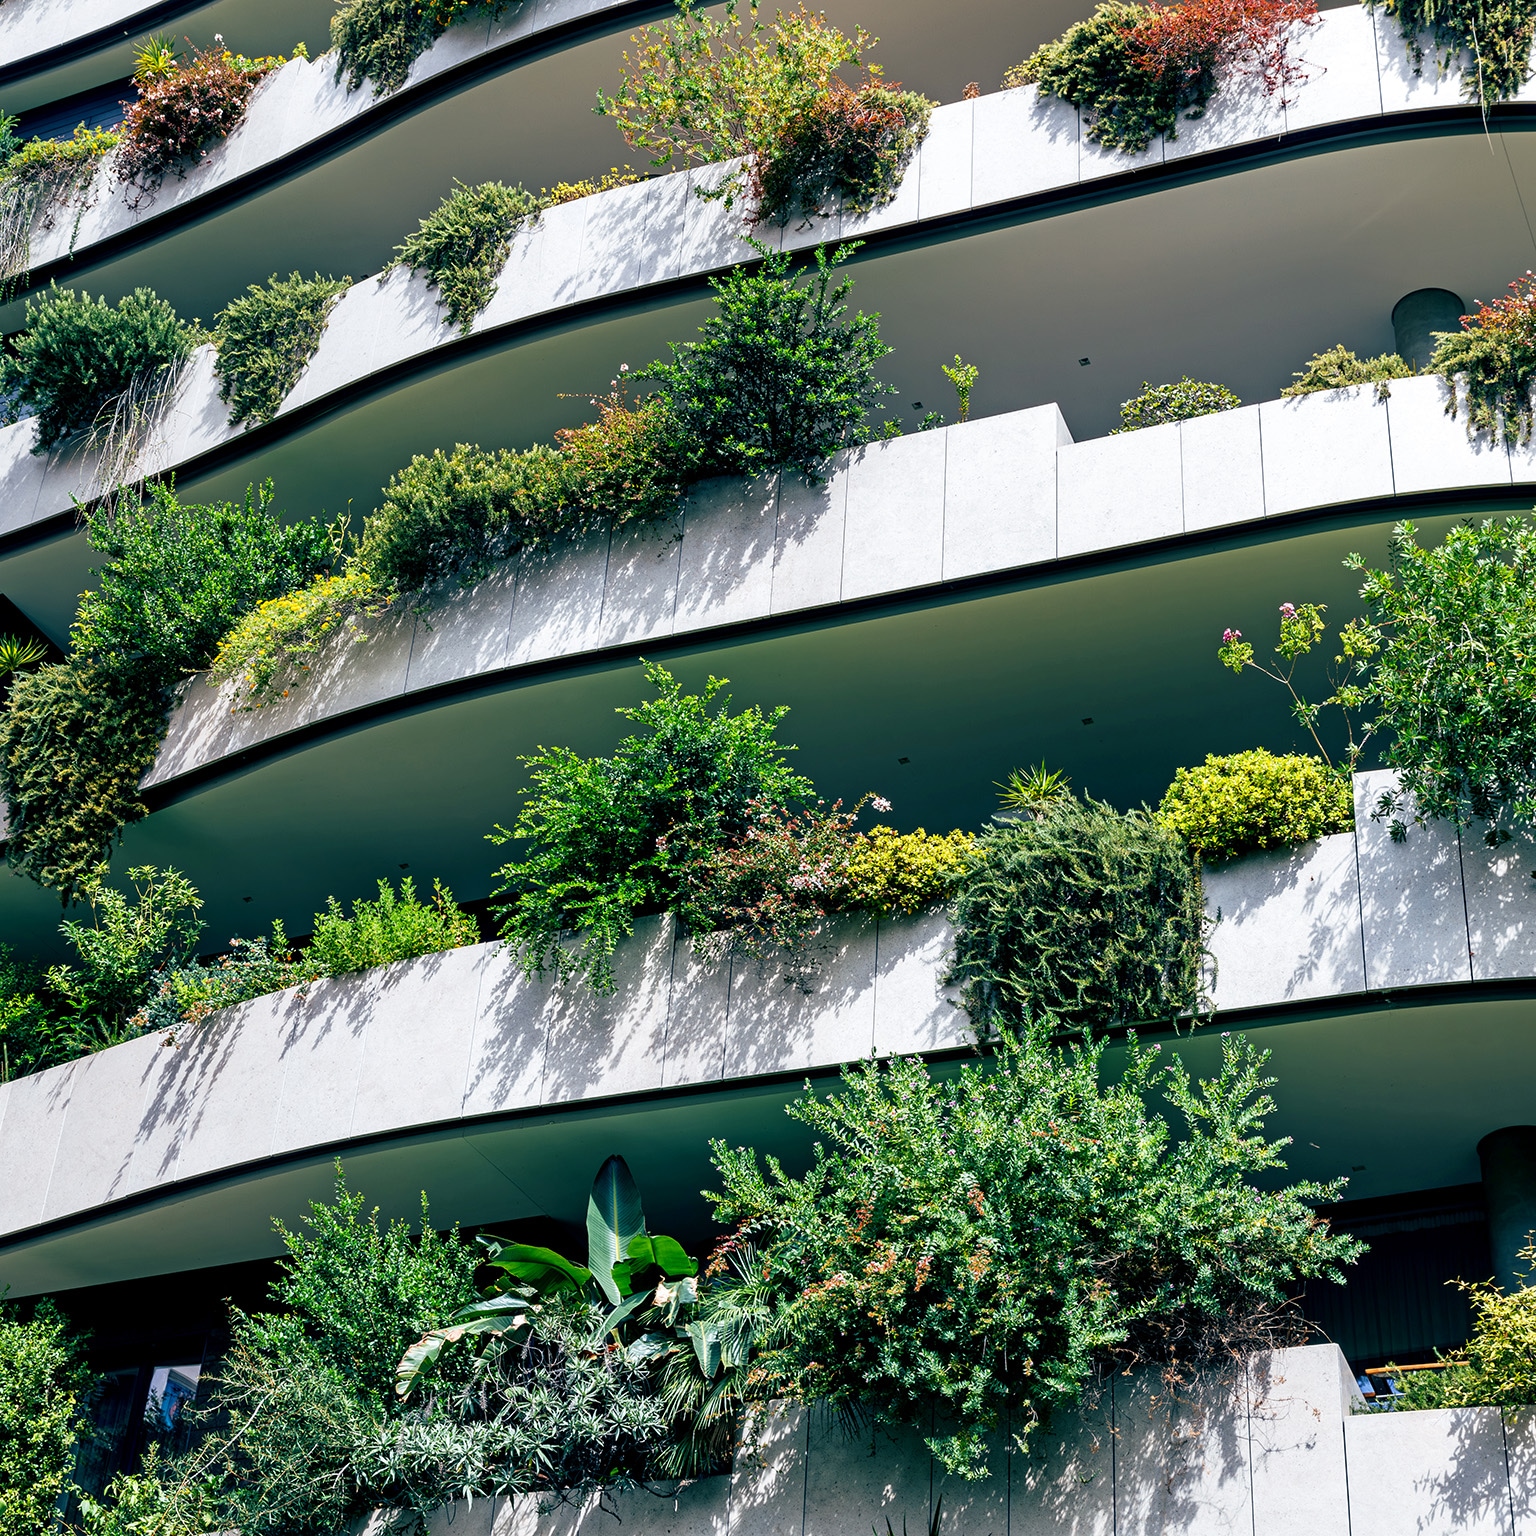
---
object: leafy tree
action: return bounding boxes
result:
[947,793,1207,1033]
[490,661,814,990]
[0,286,194,451]
[0,1301,92,1536]
[708,1022,1363,1478]
[1349,516,1536,839]
[641,243,896,480]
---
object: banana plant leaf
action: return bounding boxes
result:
[484,1241,591,1294]
[587,1154,646,1305]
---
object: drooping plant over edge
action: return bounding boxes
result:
[1433,273,1536,445]
[214,272,353,427]
[1368,0,1536,106]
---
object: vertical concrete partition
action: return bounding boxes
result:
[399,1343,1535,1536]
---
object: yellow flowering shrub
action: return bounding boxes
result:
[841,825,975,917]
[541,168,642,207]
[1156,749,1353,863]
[209,566,385,707]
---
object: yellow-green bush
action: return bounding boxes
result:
[1157,749,1352,863]
[841,825,975,917]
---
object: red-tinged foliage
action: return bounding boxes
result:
[1128,0,1319,101]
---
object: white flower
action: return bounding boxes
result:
[871,795,892,812]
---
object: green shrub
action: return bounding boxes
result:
[1349,516,1536,837]
[1281,343,1413,398]
[1113,377,1240,432]
[0,125,119,298]
[78,1447,219,1536]
[392,180,539,333]
[1,483,331,896]
[947,794,1207,1033]
[1368,0,1536,105]
[1433,276,1536,445]
[133,927,315,1035]
[1157,750,1353,862]
[841,824,976,916]
[597,2,931,221]
[0,286,195,452]
[642,243,896,479]
[306,877,479,975]
[708,1022,1362,1478]
[332,0,499,95]
[214,272,352,427]
[0,945,56,1082]
[0,1300,93,1536]
[491,661,814,992]
[1008,0,1316,154]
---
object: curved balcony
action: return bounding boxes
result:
[3,770,1536,1299]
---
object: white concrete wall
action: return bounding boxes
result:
[398,1344,1536,1536]
[142,374,1521,794]
[0,907,962,1239]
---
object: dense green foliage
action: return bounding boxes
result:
[642,243,896,478]
[597,2,930,221]
[1369,0,1536,105]
[1157,750,1354,862]
[0,1301,92,1536]
[0,286,195,451]
[1350,517,1536,837]
[393,180,540,333]
[1009,0,1316,153]
[214,273,352,427]
[0,125,119,298]
[0,484,330,898]
[332,0,498,95]
[1281,343,1414,398]
[307,877,480,974]
[1113,377,1241,432]
[947,794,1208,1032]
[491,662,814,990]
[1433,275,1536,445]
[709,1022,1363,1477]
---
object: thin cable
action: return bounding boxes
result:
[1499,130,1536,259]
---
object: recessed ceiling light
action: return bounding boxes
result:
[897,756,910,764]
[1078,357,1091,366]
[911,402,922,410]
[399,862,409,869]
[1081,717,1094,726]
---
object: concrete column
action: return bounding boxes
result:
[1392,288,1465,372]
[1478,1126,1536,1289]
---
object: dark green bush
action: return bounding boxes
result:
[0,1300,93,1534]
[490,661,814,991]
[1282,343,1413,398]
[947,794,1207,1032]
[1369,0,1536,105]
[1157,750,1354,862]
[214,272,352,427]
[393,180,540,333]
[0,286,195,451]
[1114,377,1240,432]
[708,1021,1363,1478]
[641,242,896,479]
[332,0,500,95]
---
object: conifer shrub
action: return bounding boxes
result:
[1008,0,1317,153]
[1282,343,1413,398]
[1113,377,1240,432]
[1433,274,1536,445]
[332,0,501,95]
[0,286,195,452]
[213,272,352,427]
[1369,0,1536,106]
[392,180,540,333]
[947,794,1207,1033]
[1157,749,1353,862]
[708,1021,1363,1478]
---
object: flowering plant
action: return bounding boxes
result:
[1433,274,1536,445]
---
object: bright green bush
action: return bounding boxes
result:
[306,877,479,975]
[641,243,896,479]
[1350,516,1536,837]
[841,824,976,916]
[947,794,1207,1032]
[0,1300,93,1536]
[0,125,119,298]
[393,180,539,333]
[214,272,352,427]
[1282,343,1413,398]
[708,1022,1363,1478]
[491,661,814,991]
[1369,0,1536,106]
[0,286,196,451]
[1113,377,1240,432]
[78,1446,219,1535]
[1157,750,1353,862]
[0,945,55,1082]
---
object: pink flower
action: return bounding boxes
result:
[1279,603,1296,619]
[1222,628,1241,643]
[872,795,892,812]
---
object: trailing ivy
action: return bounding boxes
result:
[1368,0,1536,105]
[1008,0,1318,154]
[947,793,1208,1033]
[392,180,540,333]
[214,272,353,427]
[332,0,503,96]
